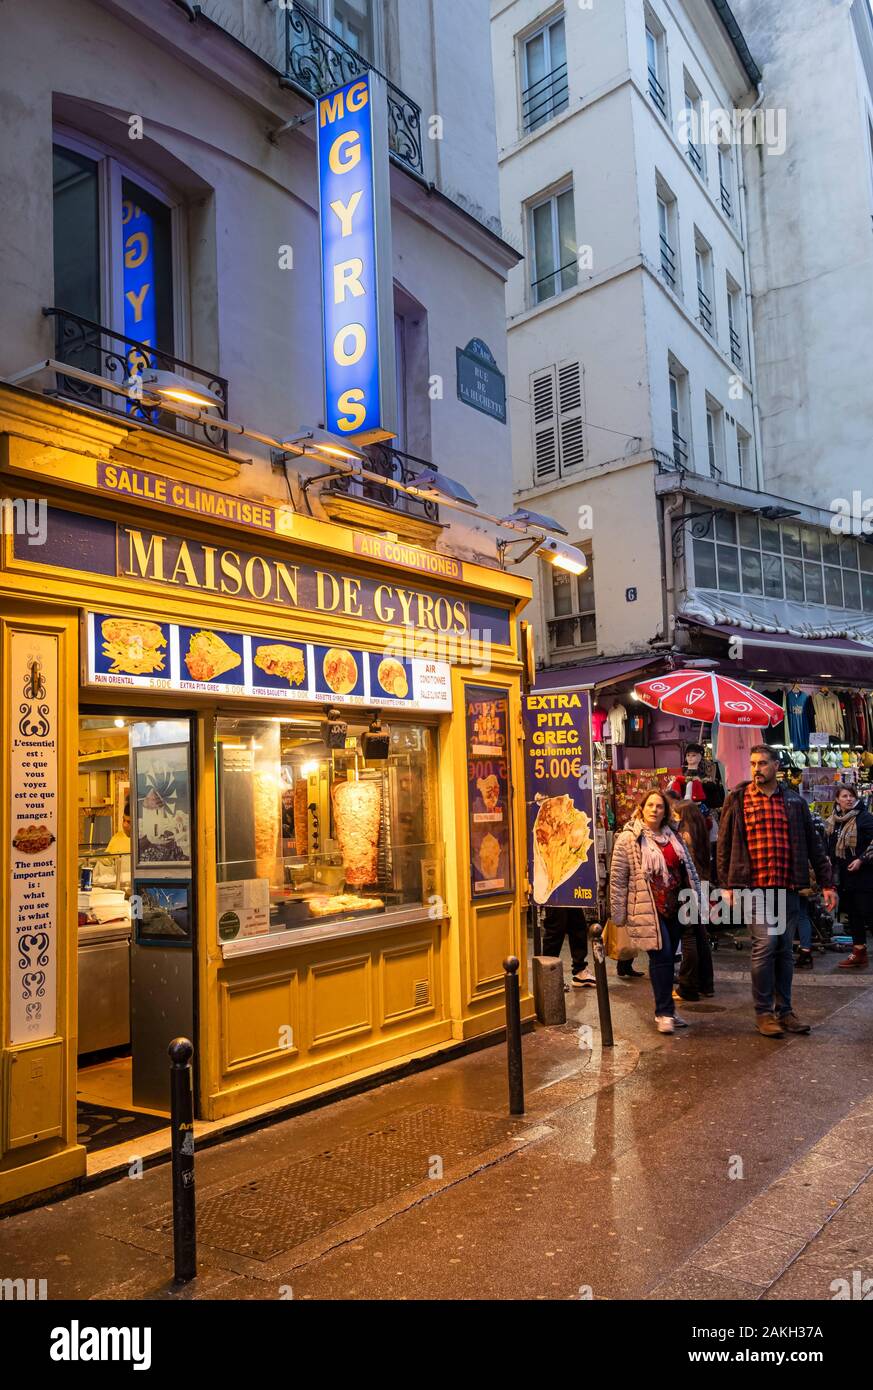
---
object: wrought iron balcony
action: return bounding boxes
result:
[698,285,714,335]
[648,67,667,117]
[284,5,423,177]
[730,326,743,369]
[687,139,704,175]
[660,234,677,289]
[45,307,228,450]
[672,430,689,469]
[720,181,733,218]
[522,61,569,133]
[323,443,438,522]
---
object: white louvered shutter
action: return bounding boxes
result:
[557,359,585,472]
[531,366,559,483]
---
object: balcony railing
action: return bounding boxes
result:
[698,285,713,335]
[284,5,423,177]
[323,443,438,522]
[687,140,703,175]
[531,258,578,305]
[45,307,228,450]
[720,181,733,218]
[648,67,667,117]
[672,430,689,469]
[730,326,743,369]
[660,234,677,289]
[548,615,596,652]
[522,61,569,133]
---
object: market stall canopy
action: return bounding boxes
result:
[535,653,670,692]
[634,670,784,726]
[679,614,873,684]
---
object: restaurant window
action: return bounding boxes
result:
[215,715,442,943]
[52,135,177,356]
[691,511,873,611]
[529,183,577,304]
[548,550,595,651]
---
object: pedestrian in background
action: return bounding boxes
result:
[609,789,702,1034]
[541,905,596,988]
[717,745,836,1038]
[673,800,715,1000]
[826,784,873,970]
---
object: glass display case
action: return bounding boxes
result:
[215,713,443,943]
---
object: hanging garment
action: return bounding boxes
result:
[590,704,609,742]
[851,693,868,750]
[608,702,627,745]
[623,704,651,747]
[839,694,857,747]
[760,689,785,747]
[786,690,812,752]
[713,720,759,790]
[812,690,845,739]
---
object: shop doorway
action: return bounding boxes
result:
[76,711,196,1152]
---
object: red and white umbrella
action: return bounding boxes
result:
[634,670,784,727]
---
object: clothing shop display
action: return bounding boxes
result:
[590,704,609,742]
[624,704,651,747]
[851,693,868,749]
[786,689,812,752]
[607,701,627,746]
[812,690,845,739]
[760,689,786,747]
[713,720,758,790]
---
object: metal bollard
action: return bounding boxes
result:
[168,1037,196,1283]
[588,923,615,1049]
[503,956,525,1115]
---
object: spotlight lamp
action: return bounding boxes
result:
[500,506,569,537]
[139,369,224,411]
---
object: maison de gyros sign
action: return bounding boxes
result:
[317,71,397,443]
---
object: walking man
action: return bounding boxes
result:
[717,745,836,1038]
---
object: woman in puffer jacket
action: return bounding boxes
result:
[609,788,702,1035]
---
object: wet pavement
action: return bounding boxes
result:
[1,944,872,1301]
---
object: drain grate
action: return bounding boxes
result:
[149,1104,522,1261]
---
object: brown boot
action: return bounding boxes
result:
[756,1013,784,1038]
[839,946,869,970]
[779,1012,811,1034]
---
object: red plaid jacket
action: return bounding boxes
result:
[716,781,834,892]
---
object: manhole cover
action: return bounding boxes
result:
[148,1104,522,1260]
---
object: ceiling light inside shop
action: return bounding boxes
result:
[300,760,320,778]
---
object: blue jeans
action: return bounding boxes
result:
[647,914,682,1017]
[747,889,802,1017]
[794,897,812,950]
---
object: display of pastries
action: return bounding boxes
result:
[307,893,384,917]
[377,657,408,699]
[184,630,241,682]
[532,793,593,902]
[323,648,358,695]
[332,778,381,885]
[101,617,166,675]
[254,644,306,687]
[12,822,55,855]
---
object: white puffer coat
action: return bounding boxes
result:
[608,817,702,951]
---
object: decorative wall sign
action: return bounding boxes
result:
[9,631,59,1042]
[465,685,514,896]
[522,689,597,907]
[456,339,507,424]
[85,613,454,712]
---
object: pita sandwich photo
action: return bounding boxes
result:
[532,793,593,903]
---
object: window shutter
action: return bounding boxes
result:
[557,359,585,471]
[531,366,559,482]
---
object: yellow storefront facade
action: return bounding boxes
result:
[0,385,533,1208]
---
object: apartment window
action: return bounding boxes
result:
[530,359,585,483]
[705,398,724,478]
[529,184,577,304]
[682,75,705,178]
[718,146,734,219]
[692,513,873,610]
[332,0,376,61]
[548,550,596,651]
[657,178,679,290]
[695,233,714,336]
[645,9,668,118]
[736,424,753,487]
[668,362,689,468]
[522,13,569,133]
[727,277,743,370]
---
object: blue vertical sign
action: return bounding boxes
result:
[122,197,156,376]
[316,72,396,443]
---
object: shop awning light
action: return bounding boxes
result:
[411,467,478,508]
[538,537,588,576]
[140,369,224,411]
[280,429,367,469]
[757,504,801,522]
[500,506,569,537]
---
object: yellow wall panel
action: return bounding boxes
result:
[308,955,372,1050]
[470,900,514,998]
[220,967,299,1075]
[380,939,436,1024]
